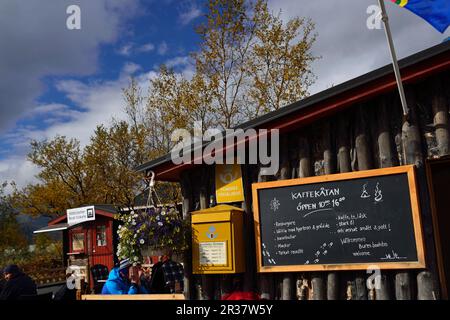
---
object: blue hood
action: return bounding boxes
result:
[102,267,133,295]
[107,267,125,281]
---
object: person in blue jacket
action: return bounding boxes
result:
[101,258,148,294]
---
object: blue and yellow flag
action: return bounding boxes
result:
[391,0,450,33]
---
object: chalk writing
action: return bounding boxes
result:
[257,172,419,267]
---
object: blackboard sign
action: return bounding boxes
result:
[252,165,425,272]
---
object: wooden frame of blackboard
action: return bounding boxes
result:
[252,165,426,273]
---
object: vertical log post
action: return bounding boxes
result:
[257,164,274,300]
[180,171,194,299]
[199,166,215,300]
[276,136,295,300]
[311,274,326,300]
[375,98,399,300]
[375,274,392,300]
[402,88,440,300]
[350,106,371,300]
[377,98,398,168]
[432,78,449,156]
[337,115,352,174]
[297,134,313,300]
[395,272,413,300]
[322,121,339,300]
[241,164,257,293]
[337,115,352,300]
[417,272,437,300]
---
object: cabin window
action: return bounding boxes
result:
[96,225,107,247]
[71,232,85,252]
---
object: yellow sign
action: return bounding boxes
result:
[215,164,244,203]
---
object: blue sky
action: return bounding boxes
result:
[0,0,448,189]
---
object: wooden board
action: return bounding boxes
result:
[252,165,426,272]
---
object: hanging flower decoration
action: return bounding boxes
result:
[116,206,190,263]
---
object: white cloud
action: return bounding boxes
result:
[0,0,141,133]
[0,60,195,189]
[117,43,134,56]
[179,5,202,25]
[158,41,169,55]
[164,56,191,69]
[0,64,137,188]
[118,42,156,56]
[267,0,449,95]
[122,62,142,75]
[25,103,83,120]
[0,156,40,191]
[138,43,155,52]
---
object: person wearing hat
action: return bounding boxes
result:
[0,264,37,300]
[101,258,148,295]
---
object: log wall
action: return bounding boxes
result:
[180,72,449,300]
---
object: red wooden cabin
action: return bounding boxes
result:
[34,205,118,290]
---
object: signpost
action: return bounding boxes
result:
[67,205,95,225]
[215,164,245,203]
[252,165,425,272]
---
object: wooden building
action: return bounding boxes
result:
[34,205,118,290]
[136,41,450,300]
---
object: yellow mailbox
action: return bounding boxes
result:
[191,205,245,274]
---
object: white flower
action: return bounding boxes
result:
[158,221,163,226]
[134,256,139,262]
[140,239,145,245]
[161,210,166,216]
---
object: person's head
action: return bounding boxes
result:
[128,264,142,282]
[3,265,21,281]
[117,258,132,279]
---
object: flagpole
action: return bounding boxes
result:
[378,0,409,116]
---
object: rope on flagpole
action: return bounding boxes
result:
[378,0,409,117]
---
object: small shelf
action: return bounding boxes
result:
[67,252,82,255]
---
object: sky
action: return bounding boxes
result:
[0,0,448,190]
